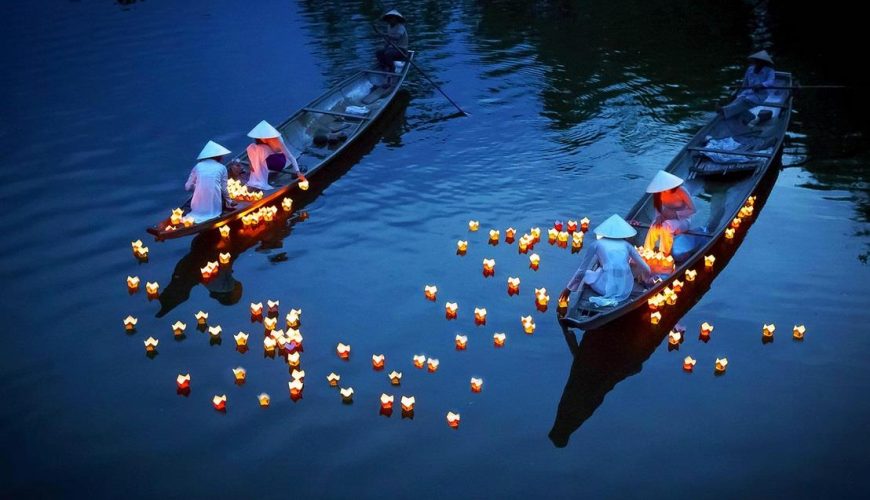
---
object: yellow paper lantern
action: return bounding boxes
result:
[413,354,426,369]
[327,373,341,387]
[258,393,271,407]
[793,324,806,340]
[123,315,138,331]
[468,220,479,231]
[144,337,159,352]
[493,332,506,347]
[389,371,403,385]
[424,285,437,301]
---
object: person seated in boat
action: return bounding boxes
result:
[185,140,236,223]
[375,9,409,73]
[717,50,776,121]
[244,120,306,191]
[558,214,652,308]
[642,170,696,255]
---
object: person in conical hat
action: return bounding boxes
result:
[717,49,776,120]
[643,170,695,255]
[559,214,651,307]
[375,9,409,73]
[185,140,235,223]
[244,120,305,191]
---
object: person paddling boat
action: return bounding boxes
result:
[717,50,776,121]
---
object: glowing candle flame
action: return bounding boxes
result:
[144,337,159,352]
[468,220,479,231]
[176,373,190,389]
[446,411,461,429]
[389,371,402,385]
[683,356,696,372]
[258,393,270,407]
[427,358,439,372]
[413,354,426,369]
[493,332,506,347]
[212,394,227,411]
[336,343,351,360]
[424,285,438,301]
[470,377,483,393]
[123,315,138,331]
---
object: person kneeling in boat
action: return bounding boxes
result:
[185,140,236,223]
[375,10,409,73]
[642,170,696,256]
[559,214,652,308]
[244,120,306,191]
[717,50,775,121]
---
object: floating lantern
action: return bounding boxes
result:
[234,331,249,347]
[505,227,516,243]
[288,380,304,398]
[700,322,714,338]
[195,311,208,325]
[530,227,542,242]
[647,295,663,311]
[704,255,716,269]
[565,220,577,233]
[668,330,682,345]
[793,325,806,340]
[685,269,697,282]
[683,356,696,372]
[232,367,246,383]
[474,307,487,325]
[250,302,263,316]
[219,252,231,265]
[468,220,479,231]
[455,334,468,350]
[650,312,662,325]
[529,253,540,271]
[298,179,309,191]
[212,394,227,411]
[424,285,437,301]
[170,208,184,225]
[493,332,506,347]
[263,336,277,352]
[554,220,564,232]
[740,205,754,218]
[263,317,277,332]
[336,343,351,360]
[219,225,231,238]
[548,228,559,243]
[579,217,590,232]
[445,302,458,320]
[470,377,483,393]
[372,354,385,370]
[671,279,684,293]
[131,239,143,251]
[258,393,270,407]
[518,236,529,253]
[446,411,461,429]
[123,315,138,331]
[380,393,394,410]
[482,258,496,276]
[144,337,159,352]
[281,197,293,212]
[572,232,584,249]
[725,228,735,240]
[457,240,468,254]
[133,245,149,260]
[715,358,728,373]
[521,316,536,334]
[208,325,222,337]
[286,329,303,345]
[557,231,569,247]
[557,296,569,315]
[665,292,677,306]
[291,369,305,382]
[126,276,140,292]
[176,373,191,390]
[267,300,280,315]
[730,217,741,229]
[507,277,520,295]
[427,358,439,372]
[145,281,159,297]
[285,309,301,329]
[762,324,776,337]
[327,373,340,387]
[401,396,415,412]
[535,288,550,308]
[389,371,402,385]
[413,354,426,369]
[287,351,301,367]
[489,229,500,242]
[340,387,354,403]
[172,321,186,336]
[200,264,214,280]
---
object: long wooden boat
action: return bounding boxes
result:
[559,71,793,330]
[147,52,415,240]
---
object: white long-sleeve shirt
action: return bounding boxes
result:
[566,238,650,302]
[185,159,229,223]
[245,138,299,190]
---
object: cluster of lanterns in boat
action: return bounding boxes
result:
[241,205,279,227]
[636,246,675,274]
[227,178,264,201]
[131,240,149,260]
[164,208,195,232]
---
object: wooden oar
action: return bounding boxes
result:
[370,22,470,117]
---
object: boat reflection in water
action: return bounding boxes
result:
[156,91,410,317]
[550,166,780,448]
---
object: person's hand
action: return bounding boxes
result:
[559,288,571,304]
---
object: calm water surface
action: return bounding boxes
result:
[1,0,869,497]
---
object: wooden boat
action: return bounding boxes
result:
[559,71,793,330]
[147,52,415,240]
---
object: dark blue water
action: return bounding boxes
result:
[1,0,868,497]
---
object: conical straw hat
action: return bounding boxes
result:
[645,170,684,193]
[593,214,637,239]
[748,50,774,65]
[247,120,281,139]
[197,140,231,160]
[382,9,405,22]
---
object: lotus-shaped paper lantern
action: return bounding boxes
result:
[288,380,304,398]
[336,343,351,360]
[340,387,354,403]
[553,220,564,231]
[427,358,439,372]
[219,225,231,238]
[389,371,402,385]
[413,354,426,369]
[212,394,227,411]
[172,321,186,336]
[291,369,305,382]
[457,240,468,254]
[144,337,159,352]
[208,325,222,337]
[580,217,590,232]
[327,373,340,387]
[493,332,506,347]
[176,373,191,389]
[195,311,208,325]
[446,411,461,429]
[683,356,696,372]
[470,377,483,393]
[489,229,500,242]
[725,228,735,240]
[668,330,682,345]
[219,252,231,265]
[685,269,697,282]
[258,393,270,407]
[700,322,714,338]
[474,307,487,325]
[126,276,140,292]
[267,300,280,315]
[567,220,578,233]
[521,316,536,334]
[715,358,728,373]
[263,336,277,352]
[282,197,293,212]
[424,285,437,301]
[372,354,385,370]
[123,315,138,331]
[482,258,495,276]
[650,311,662,325]
[507,277,520,295]
[529,253,540,270]
[380,393,394,410]
[704,255,716,269]
[468,220,479,231]
[730,217,741,229]
[285,309,302,329]
[401,396,415,411]
[548,228,559,243]
[263,317,277,332]
[287,351,301,367]
[250,302,263,316]
[445,302,458,320]
[793,324,806,340]
[232,367,246,383]
[455,334,468,350]
[762,324,776,337]
[298,179,309,191]
[671,279,684,293]
[145,281,159,297]
[234,331,248,347]
[505,227,516,241]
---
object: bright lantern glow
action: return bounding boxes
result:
[219,225,231,238]
[521,316,536,334]
[371,354,385,370]
[507,276,520,295]
[413,354,426,369]
[700,322,714,336]
[731,217,741,229]
[281,197,293,212]
[762,324,776,337]
[793,325,806,340]
[285,309,302,328]
[489,229,500,241]
[671,279,684,293]
[530,227,542,241]
[172,321,186,335]
[483,258,496,273]
[474,307,487,324]
[468,220,479,231]
[123,315,138,331]
[207,325,221,337]
[427,358,439,372]
[445,302,458,319]
[327,373,340,387]
[579,217,590,231]
[287,352,301,367]
[529,253,540,270]
[457,240,468,252]
[267,300,280,314]
[715,358,728,373]
[535,288,550,307]
[446,412,461,429]
[400,396,415,411]
[212,395,227,411]
[470,377,483,393]
[424,285,437,301]
[572,232,584,248]
[380,394,394,409]
[548,228,559,242]
[557,231,569,243]
[288,380,304,397]
[232,367,246,382]
[145,282,159,296]
[505,227,516,239]
[258,393,270,407]
[704,255,716,269]
[650,312,662,325]
[263,317,277,331]
[493,332,506,346]
[195,311,208,324]
[336,343,351,360]
[219,252,231,265]
[683,356,696,372]
[725,228,735,240]
[144,337,159,352]
[298,179,309,190]
[668,330,682,345]
[567,220,578,232]
[126,276,140,291]
[685,269,697,281]
[263,337,277,352]
[176,373,191,389]
[340,387,354,402]
[250,302,263,316]
[455,334,468,350]
[291,369,305,381]
[234,332,249,346]
[389,371,402,385]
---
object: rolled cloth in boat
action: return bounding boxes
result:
[266,153,286,171]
